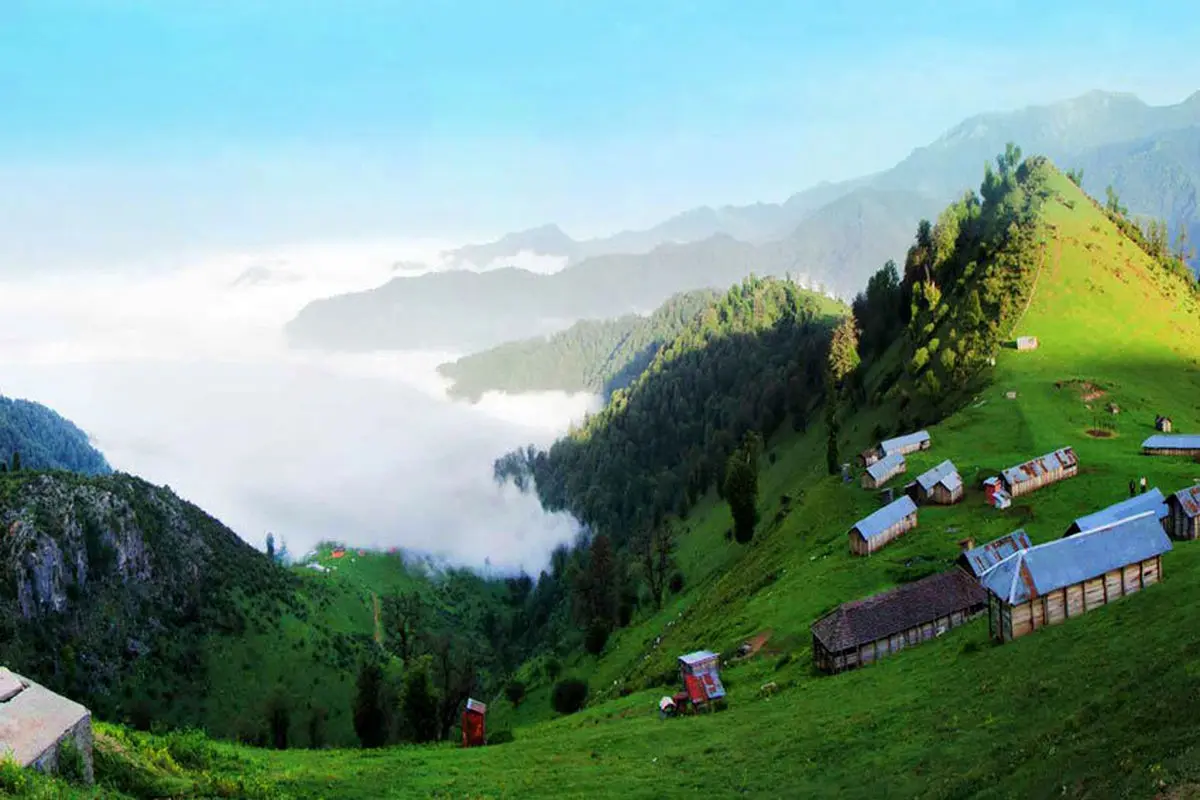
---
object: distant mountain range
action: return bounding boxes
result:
[286,90,1200,353]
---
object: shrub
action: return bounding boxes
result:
[668,570,685,595]
[584,619,609,655]
[552,679,589,714]
[165,728,215,770]
[504,681,526,708]
[488,729,515,746]
[544,657,562,682]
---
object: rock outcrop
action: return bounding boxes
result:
[0,667,93,784]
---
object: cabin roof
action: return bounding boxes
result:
[1001,447,1077,487]
[1171,485,1200,519]
[879,430,930,456]
[959,530,1033,577]
[851,495,918,541]
[465,698,487,715]
[1142,434,1200,450]
[678,650,718,667]
[1068,488,1167,533]
[811,569,986,653]
[980,511,1173,605]
[914,459,961,493]
[865,451,905,482]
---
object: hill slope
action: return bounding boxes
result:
[207,159,1200,797]
[0,395,111,475]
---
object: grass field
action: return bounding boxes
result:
[14,166,1200,798]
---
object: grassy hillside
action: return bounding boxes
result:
[19,162,1200,798]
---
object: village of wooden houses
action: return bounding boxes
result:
[810,428,1200,676]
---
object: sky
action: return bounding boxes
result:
[3,0,1200,270]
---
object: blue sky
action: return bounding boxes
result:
[3,0,1200,268]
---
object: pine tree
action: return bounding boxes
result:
[723,437,759,544]
[265,533,275,562]
[352,661,388,749]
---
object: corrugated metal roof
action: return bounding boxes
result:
[851,495,918,541]
[1001,447,1077,487]
[880,430,931,456]
[1172,484,1200,519]
[914,459,961,493]
[811,569,986,652]
[960,530,1033,577]
[1143,434,1200,450]
[866,451,906,482]
[465,698,487,714]
[678,650,718,666]
[980,511,1173,605]
[1069,489,1167,533]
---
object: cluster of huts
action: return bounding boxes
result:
[810,422,1200,674]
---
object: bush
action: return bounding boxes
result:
[668,571,685,594]
[165,728,215,770]
[544,657,562,682]
[584,619,609,655]
[551,679,589,714]
[504,681,526,708]
[488,729,515,746]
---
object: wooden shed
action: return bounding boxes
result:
[857,447,882,468]
[677,650,725,709]
[879,430,931,458]
[460,698,486,747]
[999,446,1078,498]
[1015,336,1039,351]
[811,569,986,674]
[957,530,1032,579]
[848,495,918,555]
[1155,415,1173,433]
[1063,488,1167,537]
[980,511,1172,643]
[905,459,963,505]
[1166,484,1200,540]
[861,451,906,489]
[1142,434,1200,457]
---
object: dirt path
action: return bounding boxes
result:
[371,592,382,645]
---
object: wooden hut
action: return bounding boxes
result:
[1142,434,1200,457]
[1155,415,1174,433]
[980,511,1172,643]
[999,447,1078,498]
[879,430,931,458]
[1015,336,1039,351]
[848,495,918,555]
[857,447,882,468]
[957,530,1032,578]
[905,459,964,505]
[811,569,986,674]
[861,451,906,489]
[460,698,486,747]
[1166,484,1200,540]
[677,650,725,710]
[1063,488,1167,536]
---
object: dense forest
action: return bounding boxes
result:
[0,395,111,475]
[438,288,722,401]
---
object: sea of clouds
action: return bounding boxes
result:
[0,240,599,574]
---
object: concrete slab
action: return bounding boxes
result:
[0,669,24,703]
[0,669,93,784]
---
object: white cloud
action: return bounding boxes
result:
[0,242,596,574]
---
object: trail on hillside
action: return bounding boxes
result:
[372,592,382,645]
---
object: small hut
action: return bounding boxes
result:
[677,650,725,710]
[0,668,93,783]
[980,511,1172,643]
[1063,488,1167,536]
[857,447,882,468]
[1166,484,1200,540]
[957,530,1032,578]
[861,451,906,490]
[810,569,986,673]
[983,477,1012,509]
[1155,415,1173,433]
[999,447,1078,498]
[1142,434,1200,457]
[848,495,918,555]
[906,459,963,505]
[879,430,931,458]
[460,698,486,747]
[1015,336,1039,351]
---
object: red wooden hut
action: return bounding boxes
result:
[678,650,726,711]
[461,698,486,747]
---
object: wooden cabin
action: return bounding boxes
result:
[879,430,931,458]
[1166,484,1200,540]
[461,698,486,747]
[957,530,1032,578]
[983,477,1012,509]
[905,459,963,505]
[811,569,986,673]
[861,451,906,489]
[1155,415,1173,433]
[999,447,1078,498]
[848,495,918,555]
[980,511,1172,643]
[1063,488,1167,536]
[1015,336,1039,351]
[677,650,725,710]
[1142,434,1200,457]
[857,447,882,468]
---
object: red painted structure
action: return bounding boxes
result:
[461,698,486,747]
